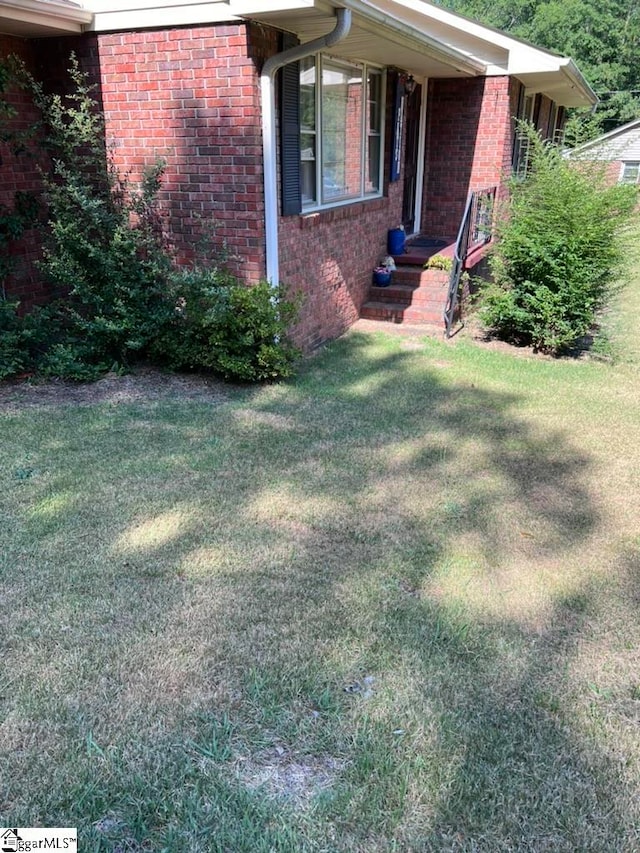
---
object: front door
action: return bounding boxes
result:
[402,84,422,234]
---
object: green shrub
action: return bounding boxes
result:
[0,298,53,379]
[2,55,300,385]
[153,270,300,382]
[424,254,453,271]
[206,281,300,382]
[480,123,638,354]
[0,298,30,379]
[36,341,110,382]
[38,157,173,372]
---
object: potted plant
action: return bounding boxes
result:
[373,255,396,287]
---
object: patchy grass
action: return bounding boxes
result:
[2,229,640,851]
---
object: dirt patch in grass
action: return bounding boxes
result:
[0,365,232,411]
[236,748,345,807]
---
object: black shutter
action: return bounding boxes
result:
[279,35,301,216]
[556,106,567,142]
[532,93,542,129]
[511,82,525,170]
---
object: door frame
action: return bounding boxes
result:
[402,77,428,238]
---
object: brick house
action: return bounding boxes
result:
[0,0,596,349]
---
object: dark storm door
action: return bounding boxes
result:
[402,84,422,234]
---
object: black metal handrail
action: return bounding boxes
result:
[443,186,496,338]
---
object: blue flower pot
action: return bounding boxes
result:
[373,269,392,287]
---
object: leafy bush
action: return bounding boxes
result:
[38,158,173,370]
[0,299,52,379]
[17,57,174,374]
[0,55,300,384]
[153,270,300,382]
[480,124,638,354]
[0,299,30,379]
[424,254,453,271]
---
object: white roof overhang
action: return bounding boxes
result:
[232,0,485,78]
[0,0,92,35]
[390,0,596,106]
[88,0,485,77]
[84,0,598,106]
[233,0,596,102]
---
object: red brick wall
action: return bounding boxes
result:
[278,74,404,350]
[606,161,623,184]
[0,36,50,309]
[35,25,271,283]
[421,76,515,240]
[279,195,400,350]
[4,24,400,351]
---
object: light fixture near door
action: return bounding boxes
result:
[402,74,416,96]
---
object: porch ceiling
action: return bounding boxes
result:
[232,0,486,78]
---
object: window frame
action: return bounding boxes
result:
[620,161,640,184]
[300,54,386,213]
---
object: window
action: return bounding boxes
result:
[621,161,640,184]
[299,56,384,209]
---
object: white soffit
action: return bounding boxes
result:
[0,0,91,35]
[88,0,238,30]
[231,0,485,77]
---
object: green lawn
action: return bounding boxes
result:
[1,226,640,851]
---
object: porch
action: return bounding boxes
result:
[360,187,496,333]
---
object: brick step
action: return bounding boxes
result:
[360,300,444,325]
[374,270,449,287]
[403,306,445,323]
[393,267,450,287]
[360,300,407,322]
[370,283,446,305]
[391,238,455,268]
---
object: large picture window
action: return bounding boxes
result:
[299,56,384,209]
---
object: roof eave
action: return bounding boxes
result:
[561,58,598,108]
[0,0,92,35]
[231,0,486,77]
[339,0,485,75]
[567,117,640,155]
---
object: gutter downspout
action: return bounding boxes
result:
[260,8,352,287]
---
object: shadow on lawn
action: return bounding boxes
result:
[2,331,636,850]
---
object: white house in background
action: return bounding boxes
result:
[567,118,640,185]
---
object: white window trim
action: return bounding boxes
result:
[301,55,386,213]
[619,161,640,184]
